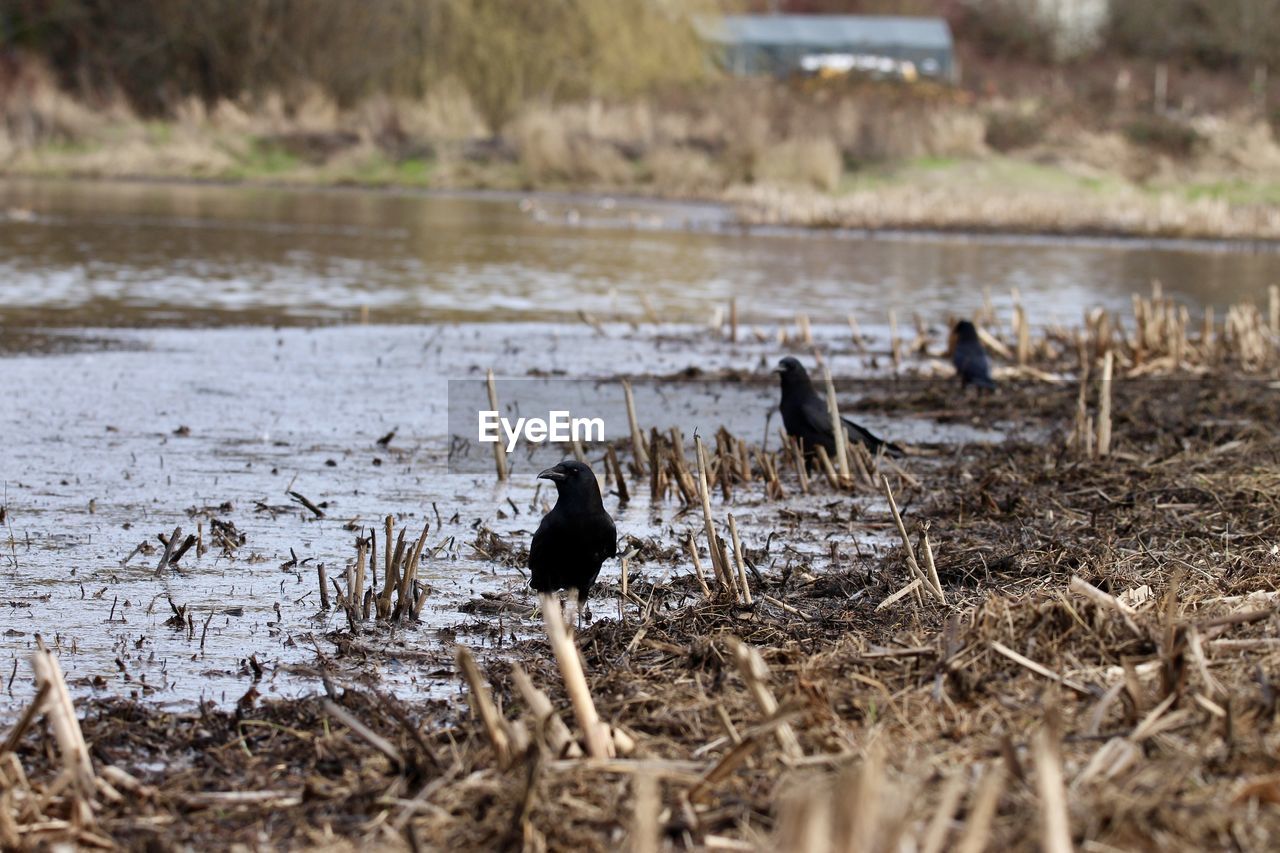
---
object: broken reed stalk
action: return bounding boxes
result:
[511,663,582,759]
[1,682,50,761]
[847,312,866,352]
[1033,722,1072,853]
[879,475,945,604]
[755,448,785,500]
[620,553,629,604]
[540,593,614,759]
[844,741,885,851]
[796,313,812,345]
[154,525,181,574]
[735,433,752,484]
[888,309,901,372]
[622,380,649,472]
[670,427,698,500]
[31,639,96,797]
[1073,350,1091,455]
[920,771,967,853]
[720,539,743,601]
[1068,575,1141,636]
[729,638,802,759]
[954,765,1005,853]
[847,441,876,490]
[1014,303,1030,366]
[486,369,508,482]
[353,538,367,618]
[322,699,404,769]
[317,563,330,610]
[920,526,946,606]
[814,445,840,490]
[728,297,738,343]
[378,517,404,619]
[393,520,430,623]
[1270,284,1279,336]
[876,578,922,611]
[648,428,664,501]
[630,773,661,853]
[694,435,732,599]
[455,646,512,768]
[727,514,753,606]
[783,431,810,494]
[605,445,629,504]
[821,366,851,486]
[1096,350,1114,458]
[685,531,712,598]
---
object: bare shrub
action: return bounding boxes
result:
[0,54,107,149]
[646,145,727,194]
[512,108,573,182]
[756,138,843,192]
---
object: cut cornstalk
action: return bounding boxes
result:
[486,369,508,481]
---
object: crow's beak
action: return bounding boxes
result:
[772,366,785,374]
[538,466,566,482]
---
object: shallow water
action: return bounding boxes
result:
[2,179,1279,327]
[1,321,1010,712]
[2,178,1274,712]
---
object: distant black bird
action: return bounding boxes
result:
[529,460,617,608]
[774,357,904,459]
[949,320,995,391]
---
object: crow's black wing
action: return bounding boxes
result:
[528,511,563,592]
[954,340,995,389]
[801,391,904,458]
[796,393,837,440]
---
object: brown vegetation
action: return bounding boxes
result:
[5,291,1280,849]
[5,2,1280,238]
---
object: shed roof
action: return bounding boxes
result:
[697,15,953,51]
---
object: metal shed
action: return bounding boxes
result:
[697,15,956,82]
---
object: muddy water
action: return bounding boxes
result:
[2,178,1279,327]
[2,178,1275,712]
[0,321,1007,712]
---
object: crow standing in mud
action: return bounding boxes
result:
[949,320,996,391]
[774,356,904,459]
[529,460,616,617]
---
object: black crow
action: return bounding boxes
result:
[949,320,996,390]
[529,460,617,608]
[774,357,904,459]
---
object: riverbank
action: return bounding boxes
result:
[7,67,1280,242]
[7,158,1280,246]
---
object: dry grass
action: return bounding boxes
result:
[7,52,1280,238]
[756,138,843,192]
[729,181,1280,240]
[645,145,727,194]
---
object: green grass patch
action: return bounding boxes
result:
[1180,179,1280,205]
[225,140,305,179]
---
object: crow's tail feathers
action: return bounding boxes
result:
[843,419,907,459]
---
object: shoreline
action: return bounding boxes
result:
[6,170,1280,252]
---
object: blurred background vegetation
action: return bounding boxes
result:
[0,0,709,126]
[2,0,1279,205]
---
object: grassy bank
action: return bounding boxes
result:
[5,54,1280,240]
